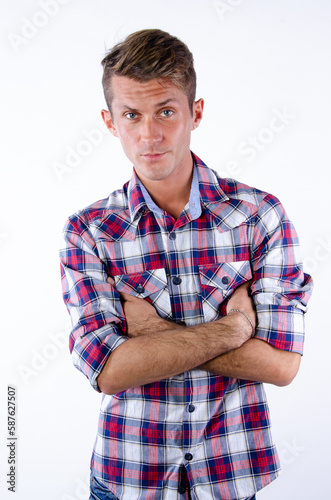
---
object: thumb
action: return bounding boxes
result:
[106,276,135,303]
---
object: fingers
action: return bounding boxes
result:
[226,280,256,322]
[107,276,141,303]
[237,279,253,292]
[229,280,253,300]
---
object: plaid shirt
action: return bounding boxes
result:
[60,153,313,500]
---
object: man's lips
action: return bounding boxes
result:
[141,152,167,161]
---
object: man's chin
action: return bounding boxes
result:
[135,166,174,183]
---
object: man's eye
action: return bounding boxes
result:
[161,110,173,117]
[125,112,137,120]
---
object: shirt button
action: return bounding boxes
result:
[185,453,193,461]
[135,284,145,294]
[222,276,230,285]
[187,404,195,413]
[178,486,186,494]
[169,232,176,240]
[173,277,182,285]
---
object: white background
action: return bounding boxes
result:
[1,1,330,498]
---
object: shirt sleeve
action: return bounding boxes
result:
[59,212,128,392]
[250,194,313,355]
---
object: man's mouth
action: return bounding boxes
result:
[142,152,167,161]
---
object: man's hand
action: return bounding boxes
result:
[226,280,256,334]
[107,277,175,338]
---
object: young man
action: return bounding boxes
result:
[60,29,313,500]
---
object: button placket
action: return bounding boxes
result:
[168,231,181,286]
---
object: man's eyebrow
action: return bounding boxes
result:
[156,98,178,107]
[119,98,178,112]
[120,105,139,113]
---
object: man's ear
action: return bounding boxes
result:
[101,109,118,137]
[191,98,204,130]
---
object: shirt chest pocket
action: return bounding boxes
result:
[199,260,252,322]
[114,268,172,320]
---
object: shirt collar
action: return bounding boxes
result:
[127,152,229,222]
[127,169,148,222]
[192,153,229,207]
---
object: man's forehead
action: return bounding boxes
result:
[111,75,184,107]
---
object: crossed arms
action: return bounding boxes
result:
[97,280,301,395]
[61,193,313,396]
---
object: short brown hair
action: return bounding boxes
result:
[101,29,196,113]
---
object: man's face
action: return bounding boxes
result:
[101,75,203,185]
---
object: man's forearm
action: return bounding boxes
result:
[97,313,251,395]
[199,338,301,387]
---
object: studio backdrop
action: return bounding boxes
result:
[1,1,329,499]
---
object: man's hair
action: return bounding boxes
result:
[101,29,196,113]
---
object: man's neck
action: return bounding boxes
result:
[137,158,194,220]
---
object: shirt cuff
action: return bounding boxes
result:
[71,323,128,392]
[254,304,305,355]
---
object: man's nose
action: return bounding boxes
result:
[140,118,162,143]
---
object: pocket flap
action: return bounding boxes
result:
[114,268,168,298]
[199,261,252,292]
